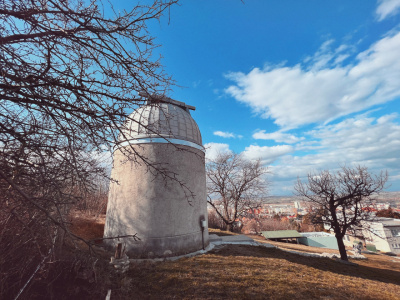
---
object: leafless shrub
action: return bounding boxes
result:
[241,219,261,234]
[208,209,227,230]
[75,176,109,216]
[259,218,293,231]
[207,151,269,232]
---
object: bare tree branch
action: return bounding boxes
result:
[0,0,179,298]
[206,152,269,232]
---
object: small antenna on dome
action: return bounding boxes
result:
[138,91,196,111]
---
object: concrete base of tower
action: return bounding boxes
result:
[103,230,209,258]
[103,143,209,259]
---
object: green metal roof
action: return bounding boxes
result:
[261,230,302,239]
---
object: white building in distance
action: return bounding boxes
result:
[362,217,400,254]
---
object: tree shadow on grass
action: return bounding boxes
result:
[209,244,400,286]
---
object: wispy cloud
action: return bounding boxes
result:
[192,80,201,88]
[306,113,400,167]
[376,0,400,21]
[233,112,400,195]
[204,142,232,160]
[225,30,400,130]
[265,113,400,194]
[253,130,304,144]
[303,39,354,70]
[213,131,243,139]
[242,144,294,164]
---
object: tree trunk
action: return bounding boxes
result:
[335,234,348,261]
[227,223,234,232]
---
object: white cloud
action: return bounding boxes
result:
[293,140,322,151]
[267,113,400,194]
[249,114,400,178]
[192,80,201,88]
[376,0,400,21]
[225,31,400,129]
[303,39,353,71]
[205,113,400,195]
[242,144,294,164]
[214,131,235,138]
[204,142,232,160]
[253,130,304,144]
[213,131,242,138]
[307,113,400,166]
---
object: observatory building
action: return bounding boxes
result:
[103,95,209,258]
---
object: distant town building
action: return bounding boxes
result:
[362,217,400,254]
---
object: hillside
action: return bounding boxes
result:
[112,243,400,300]
[25,216,400,299]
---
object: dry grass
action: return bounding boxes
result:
[68,212,105,243]
[113,245,400,300]
[68,218,400,300]
[250,233,400,274]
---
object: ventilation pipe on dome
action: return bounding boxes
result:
[138,91,196,112]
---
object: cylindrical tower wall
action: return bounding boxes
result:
[104,143,209,258]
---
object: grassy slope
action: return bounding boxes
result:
[112,244,400,299]
[71,218,400,299]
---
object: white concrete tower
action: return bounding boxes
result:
[103,96,208,258]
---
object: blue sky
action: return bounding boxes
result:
[141,0,400,195]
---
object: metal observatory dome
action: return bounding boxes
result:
[103,95,209,258]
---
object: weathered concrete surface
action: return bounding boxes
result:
[104,143,209,258]
[129,235,275,263]
[208,234,223,243]
[217,235,255,243]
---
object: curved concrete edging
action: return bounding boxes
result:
[129,234,275,263]
[129,243,215,263]
[127,234,366,264]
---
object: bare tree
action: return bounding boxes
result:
[294,165,388,261]
[206,152,269,232]
[376,208,400,219]
[0,0,177,298]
